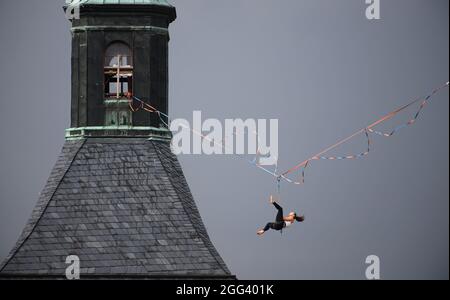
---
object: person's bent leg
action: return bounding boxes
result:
[258,222,274,235]
[273,221,285,231]
[264,223,273,232]
[273,202,284,222]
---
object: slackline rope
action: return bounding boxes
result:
[279,81,449,185]
[129,81,449,187]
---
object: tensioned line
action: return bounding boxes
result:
[129,81,449,188]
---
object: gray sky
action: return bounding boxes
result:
[0,0,448,280]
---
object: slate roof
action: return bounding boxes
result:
[0,138,234,279]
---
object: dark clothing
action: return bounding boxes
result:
[263,202,286,232]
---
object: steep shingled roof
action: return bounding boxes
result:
[0,138,233,279]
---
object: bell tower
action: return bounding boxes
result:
[0,0,234,280]
[68,0,176,138]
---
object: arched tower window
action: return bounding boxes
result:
[104,42,133,99]
[104,42,133,126]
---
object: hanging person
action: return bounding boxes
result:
[257,196,305,236]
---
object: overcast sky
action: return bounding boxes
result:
[0,0,448,279]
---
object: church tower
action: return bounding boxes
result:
[0,0,234,280]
